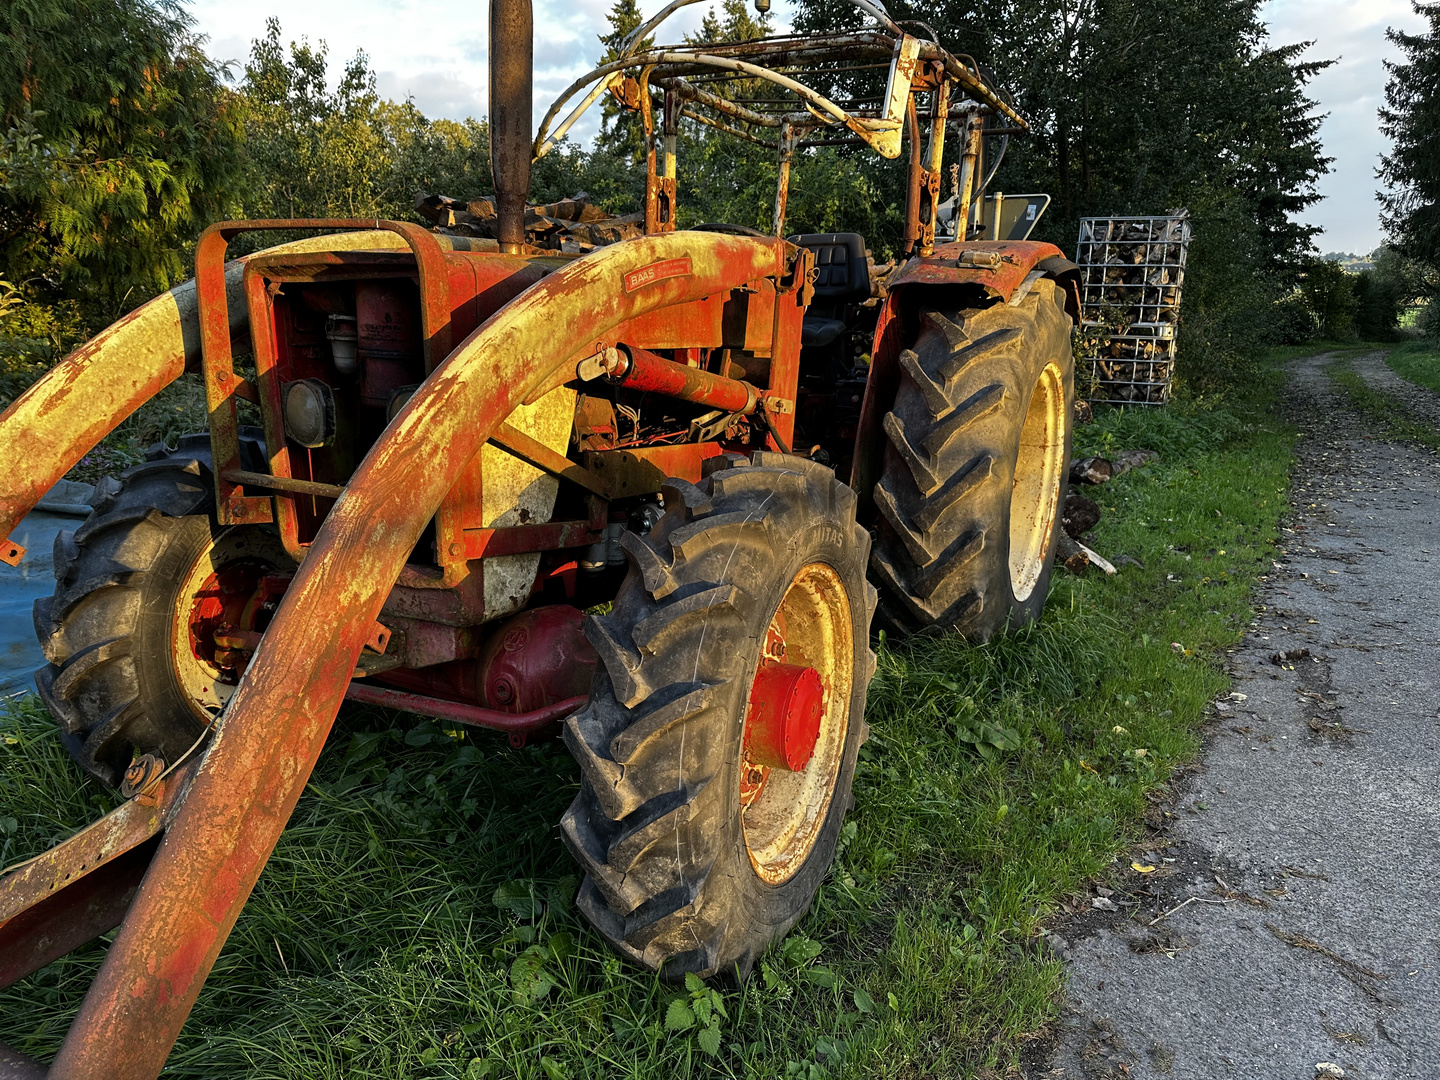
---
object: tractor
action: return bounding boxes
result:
[0,0,1078,1075]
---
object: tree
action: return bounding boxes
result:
[1353,247,1426,339]
[1298,259,1357,340]
[238,20,619,224]
[1379,3,1440,275]
[594,0,651,168]
[0,0,244,316]
[239,19,392,220]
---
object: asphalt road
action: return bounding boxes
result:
[1037,352,1440,1079]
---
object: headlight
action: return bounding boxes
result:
[283,379,336,448]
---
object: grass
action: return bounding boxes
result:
[1326,352,1440,448]
[1385,338,1440,396]
[0,366,1297,1078]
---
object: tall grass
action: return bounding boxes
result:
[0,369,1295,1078]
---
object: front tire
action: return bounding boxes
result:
[870,278,1074,640]
[561,454,876,979]
[33,434,285,785]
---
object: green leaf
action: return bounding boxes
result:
[801,965,837,988]
[418,1047,440,1065]
[684,972,706,994]
[852,989,875,1014]
[546,931,574,961]
[465,1059,493,1079]
[540,1056,569,1080]
[781,936,824,966]
[697,1025,722,1056]
[509,946,554,1001]
[887,992,900,1011]
[665,998,696,1031]
[492,880,543,920]
[546,875,579,912]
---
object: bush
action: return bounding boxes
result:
[1269,292,1320,345]
[1298,259,1358,340]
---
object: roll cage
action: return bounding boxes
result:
[533,0,1026,252]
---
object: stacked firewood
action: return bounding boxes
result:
[1074,213,1191,406]
[415,192,644,254]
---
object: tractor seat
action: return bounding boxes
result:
[801,317,847,348]
[789,233,870,348]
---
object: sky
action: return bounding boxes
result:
[188,0,1430,256]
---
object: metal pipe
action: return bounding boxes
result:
[221,469,345,500]
[490,0,533,254]
[774,121,795,238]
[609,344,758,414]
[344,683,586,734]
[902,96,922,255]
[954,109,984,241]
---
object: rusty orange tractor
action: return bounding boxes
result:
[0,1,1079,1075]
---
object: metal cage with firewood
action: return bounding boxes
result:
[1075,212,1191,406]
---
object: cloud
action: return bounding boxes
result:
[189,0,1406,252]
[1261,0,1429,252]
[188,0,745,156]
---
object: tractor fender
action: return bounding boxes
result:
[0,231,467,566]
[848,240,1080,520]
[47,231,792,1080]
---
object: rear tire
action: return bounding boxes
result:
[561,454,876,979]
[33,433,280,785]
[870,279,1074,640]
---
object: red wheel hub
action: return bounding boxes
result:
[742,658,826,801]
[186,562,286,680]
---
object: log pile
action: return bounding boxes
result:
[1074,213,1191,407]
[415,191,644,254]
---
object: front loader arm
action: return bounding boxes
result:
[5,231,788,1080]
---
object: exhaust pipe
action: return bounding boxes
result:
[490,0,533,254]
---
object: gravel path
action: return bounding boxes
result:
[1350,350,1440,431]
[1035,351,1440,1080]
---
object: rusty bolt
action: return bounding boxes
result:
[217,370,231,384]
[492,677,515,705]
[121,753,166,799]
[448,542,463,557]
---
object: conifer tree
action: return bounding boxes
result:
[595,0,651,166]
[1380,2,1440,272]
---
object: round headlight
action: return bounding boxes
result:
[283,379,335,448]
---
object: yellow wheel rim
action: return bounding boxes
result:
[1009,363,1067,602]
[740,562,853,885]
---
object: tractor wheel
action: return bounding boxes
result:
[33,433,286,786]
[870,278,1073,640]
[561,453,876,980]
